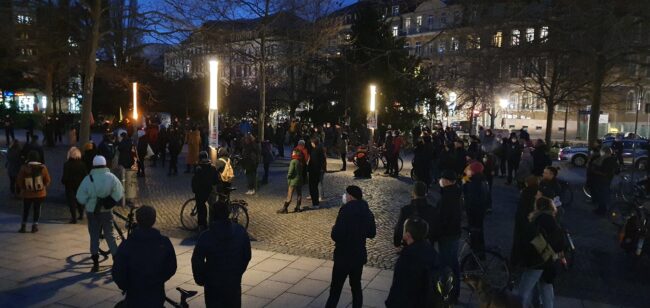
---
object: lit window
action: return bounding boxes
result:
[415,42,422,55]
[493,31,503,47]
[521,92,531,109]
[392,26,399,37]
[540,26,549,40]
[416,16,422,27]
[345,34,351,41]
[392,6,400,16]
[627,91,636,111]
[405,18,411,29]
[441,12,447,25]
[511,29,520,46]
[526,28,535,42]
[16,15,32,24]
[451,37,459,51]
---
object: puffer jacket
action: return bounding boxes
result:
[76,167,124,213]
[16,162,51,199]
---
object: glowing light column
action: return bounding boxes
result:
[368,85,378,145]
[132,82,138,120]
[208,60,219,151]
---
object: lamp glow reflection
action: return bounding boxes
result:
[132,82,138,119]
[209,60,218,110]
[499,98,509,109]
[369,85,376,112]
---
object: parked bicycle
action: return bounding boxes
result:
[99,203,139,257]
[459,227,511,291]
[180,187,249,231]
[352,145,403,173]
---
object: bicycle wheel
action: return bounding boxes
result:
[397,157,404,172]
[619,178,636,203]
[180,198,199,231]
[560,182,573,208]
[583,185,592,199]
[410,168,417,181]
[460,249,511,291]
[230,200,249,230]
[98,220,123,257]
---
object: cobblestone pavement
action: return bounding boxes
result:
[1,131,649,306]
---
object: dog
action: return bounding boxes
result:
[463,275,523,308]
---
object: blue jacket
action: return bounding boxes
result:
[386,240,440,308]
[331,199,376,266]
[76,168,124,213]
[112,227,177,308]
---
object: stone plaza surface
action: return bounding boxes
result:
[1,131,649,306]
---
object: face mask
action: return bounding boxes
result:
[342,193,347,205]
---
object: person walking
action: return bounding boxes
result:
[436,170,462,303]
[112,206,177,308]
[337,131,348,171]
[326,186,376,308]
[192,201,251,307]
[167,127,182,176]
[117,132,135,170]
[511,175,539,268]
[242,134,260,195]
[462,161,489,253]
[16,151,51,233]
[136,131,148,177]
[98,134,116,170]
[61,147,87,223]
[277,149,304,214]
[386,218,440,308]
[192,151,220,231]
[308,138,326,207]
[6,140,22,197]
[261,140,274,185]
[185,126,201,173]
[158,125,168,167]
[4,114,15,145]
[76,155,124,272]
[516,197,566,308]
[393,181,439,247]
[274,122,286,158]
[590,147,619,216]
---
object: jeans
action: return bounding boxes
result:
[507,161,519,183]
[518,269,554,308]
[325,262,363,308]
[137,158,145,176]
[246,164,257,190]
[340,152,347,170]
[87,211,118,256]
[309,170,321,206]
[66,187,84,221]
[438,238,461,300]
[22,198,42,224]
[195,196,209,228]
[262,162,270,183]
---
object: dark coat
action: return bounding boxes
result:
[167,132,182,156]
[393,199,440,247]
[308,145,326,172]
[192,220,251,308]
[510,186,538,267]
[192,162,220,199]
[82,148,97,172]
[539,179,562,200]
[438,184,462,239]
[98,140,116,161]
[453,147,467,175]
[506,141,523,164]
[531,147,551,176]
[519,212,566,283]
[112,228,177,308]
[462,174,489,214]
[61,158,87,190]
[385,240,440,308]
[6,146,22,177]
[242,142,260,169]
[331,199,376,266]
[118,139,134,169]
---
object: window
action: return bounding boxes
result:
[16,15,32,24]
[19,48,33,56]
[521,92,531,110]
[392,26,399,37]
[415,42,422,55]
[427,15,434,29]
[535,97,544,110]
[526,28,535,42]
[493,31,503,47]
[467,35,480,49]
[18,32,29,40]
[392,5,400,16]
[438,40,446,53]
[627,91,636,112]
[511,29,520,46]
[441,12,447,25]
[451,37,459,51]
[405,18,411,30]
[509,93,519,110]
[345,34,351,41]
[416,16,422,27]
[540,26,549,41]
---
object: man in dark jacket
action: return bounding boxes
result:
[326,186,376,308]
[452,140,467,177]
[192,151,220,230]
[308,138,326,207]
[167,127,182,176]
[393,181,439,247]
[98,134,116,169]
[386,218,440,308]
[192,201,251,308]
[21,134,45,163]
[437,170,462,302]
[531,139,551,176]
[117,132,134,170]
[136,132,148,177]
[506,135,522,184]
[112,206,177,308]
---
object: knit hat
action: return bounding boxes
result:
[467,161,484,174]
[346,185,363,200]
[92,155,107,167]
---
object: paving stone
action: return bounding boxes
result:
[250,258,291,273]
[287,257,326,272]
[270,253,300,262]
[268,267,310,284]
[241,294,272,308]
[286,278,330,297]
[306,266,332,282]
[365,274,392,292]
[266,292,314,308]
[242,269,274,287]
[245,280,292,299]
[309,288,351,308]
[362,288,388,307]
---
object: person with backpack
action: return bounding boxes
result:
[462,161,489,253]
[326,186,376,308]
[242,134,260,195]
[16,151,51,233]
[215,148,235,192]
[76,155,124,272]
[393,181,439,248]
[386,218,441,308]
[436,170,462,303]
[277,149,304,214]
[112,206,177,308]
[61,147,87,223]
[98,134,116,170]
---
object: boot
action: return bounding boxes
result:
[277,202,290,214]
[18,224,26,233]
[294,200,302,213]
[90,254,100,273]
[31,224,39,233]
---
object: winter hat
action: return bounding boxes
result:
[467,161,484,174]
[440,170,457,181]
[92,155,107,167]
[346,185,363,200]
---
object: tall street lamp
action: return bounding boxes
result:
[368,85,377,145]
[132,82,138,121]
[208,60,219,161]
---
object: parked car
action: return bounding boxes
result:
[559,139,649,170]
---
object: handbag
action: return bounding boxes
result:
[90,175,118,211]
[530,231,557,263]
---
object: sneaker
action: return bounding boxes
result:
[306,196,312,200]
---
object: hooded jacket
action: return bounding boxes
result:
[112,227,177,308]
[76,167,124,213]
[386,240,440,308]
[331,199,376,266]
[16,162,51,199]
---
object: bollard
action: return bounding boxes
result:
[124,169,138,200]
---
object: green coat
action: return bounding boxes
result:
[287,159,303,187]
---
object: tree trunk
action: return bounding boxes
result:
[79,0,102,147]
[587,55,606,146]
[468,105,475,135]
[563,101,569,145]
[44,65,54,114]
[257,0,270,141]
[545,100,555,146]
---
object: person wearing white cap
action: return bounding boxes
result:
[76,155,125,272]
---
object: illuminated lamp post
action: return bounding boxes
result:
[208,60,219,162]
[368,85,377,145]
[132,82,138,121]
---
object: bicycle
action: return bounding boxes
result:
[180,187,249,231]
[116,287,197,308]
[98,203,139,257]
[459,227,511,291]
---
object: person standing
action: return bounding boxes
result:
[25,117,35,143]
[61,147,87,223]
[506,135,523,185]
[591,147,619,216]
[393,181,439,247]
[261,140,274,185]
[511,175,539,268]
[158,125,168,167]
[412,138,433,187]
[136,131,148,177]
[167,127,182,176]
[21,134,45,164]
[242,134,260,195]
[192,201,251,308]
[6,140,22,197]
[462,161,489,253]
[436,170,462,303]
[611,135,624,166]
[4,114,15,145]
[326,186,376,308]
[337,130,348,171]
[185,126,201,173]
[117,132,135,171]
[112,206,177,308]
[76,155,124,272]
[16,151,51,233]
[308,138,326,207]
[274,122,286,158]
[386,218,440,308]
[98,134,116,170]
[192,151,220,231]
[532,139,552,177]
[82,141,97,172]
[278,149,304,214]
